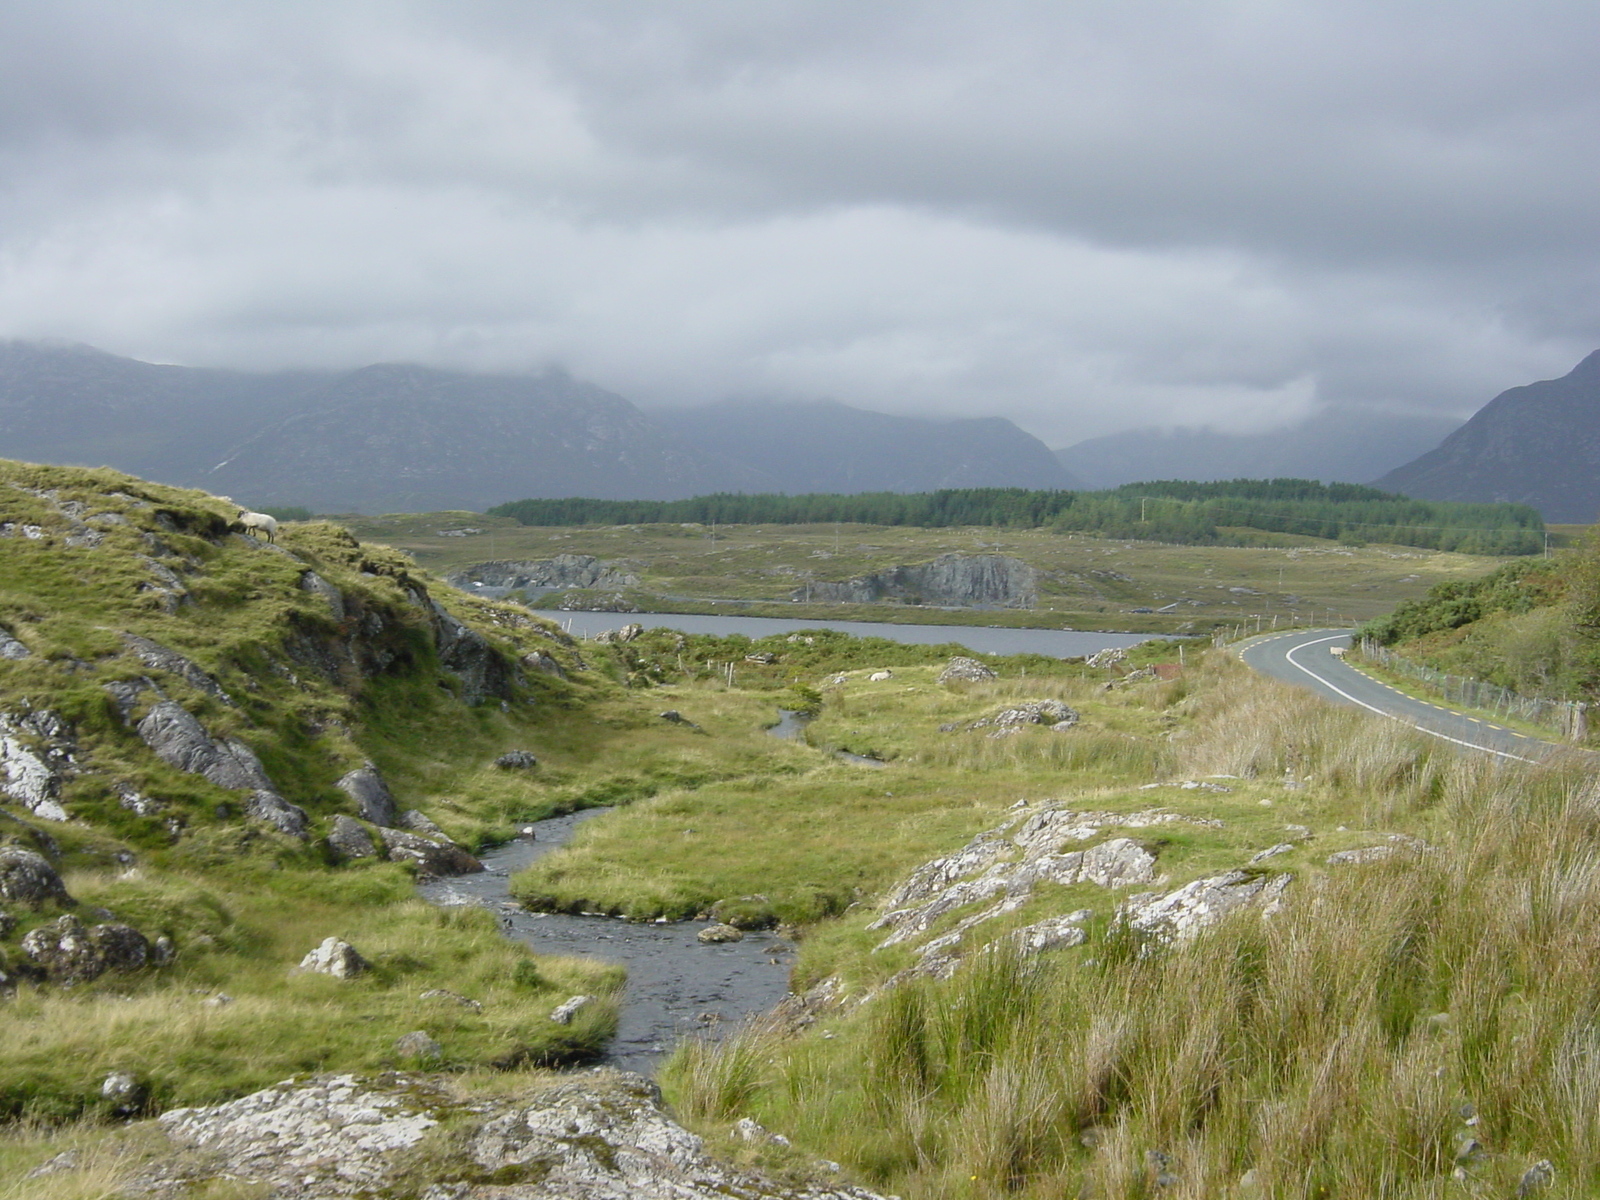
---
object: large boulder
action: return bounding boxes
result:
[0,846,73,908]
[335,765,398,827]
[121,634,233,706]
[377,828,484,877]
[22,915,152,985]
[298,937,368,979]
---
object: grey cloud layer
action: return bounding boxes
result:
[0,1,1595,445]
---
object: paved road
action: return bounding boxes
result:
[1238,627,1569,764]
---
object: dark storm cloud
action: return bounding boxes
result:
[0,1,1596,445]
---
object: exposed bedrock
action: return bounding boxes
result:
[798,552,1038,608]
[447,554,639,594]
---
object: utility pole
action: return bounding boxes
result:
[1141,498,1147,522]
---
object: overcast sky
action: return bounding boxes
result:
[2,1,1597,446]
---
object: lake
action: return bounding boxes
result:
[531,610,1152,658]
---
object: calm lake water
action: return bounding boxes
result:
[532,610,1151,657]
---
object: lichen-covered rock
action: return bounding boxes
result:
[697,924,744,944]
[0,708,77,821]
[1085,647,1128,669]
[593,622,644,645]
[1122,871,1291,943]
[22,914,151,985]
[494,750,539,770]
[0,846,74,908]
[102,1071,149,1117]
[0,628,29,659]
[326,815,377,861]
[144,1070,888,1198]
[936,655,997,684]
[335,764,398,827]
[377,827,484,877]
[297,937,368,978]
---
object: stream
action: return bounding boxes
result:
[420,617,1148,1073]
[417,808,796,1074]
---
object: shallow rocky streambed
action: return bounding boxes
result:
[418,808,796,1073]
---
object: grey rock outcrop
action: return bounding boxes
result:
[697,924,745,944]
[22,914,152,985]
[800,553,1038,608]
[936,656,998,684]
[870,807,1211,970]
[145,1069,888,1199]
[130,700,307,838]
[449,554,640,595]
[246,790,310,838]
[0,708,77,821]
[377,827,484,877]
[494,751,539,770]
[968,699,1079,735]
[426,599,513,706]
[521,650,565,678]
[0,846,74,908]
[297,937,368,978]
[1122,871,1291,943]
[335,765,398,827]
[326,816,377,861]
[121,634,233,705]
[592,622,644,645]
[0,628,29,659]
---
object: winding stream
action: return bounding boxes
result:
[418,809,796,1074]
[421,615,1147,1072]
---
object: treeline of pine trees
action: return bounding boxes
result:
[488,480,1546,555]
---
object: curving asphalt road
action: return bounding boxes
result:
[1237,627,1572,764]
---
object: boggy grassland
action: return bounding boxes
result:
[1,464,1589,1199]
[347,512,1509,636]
[501,641,1600,1199]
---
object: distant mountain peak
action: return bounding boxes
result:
[1374,351,1600,523]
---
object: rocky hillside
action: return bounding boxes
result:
[1375,349,1600,522]
[0,458,641,1118]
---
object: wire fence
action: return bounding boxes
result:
[1355,638,1589,743]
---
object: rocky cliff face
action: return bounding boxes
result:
[801,553,1038,608]
[1374,350,1600,522]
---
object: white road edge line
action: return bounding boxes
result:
[1277,634,1545,766]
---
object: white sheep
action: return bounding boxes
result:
[235,510,279,543]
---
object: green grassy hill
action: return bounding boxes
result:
[0,460,642,1120]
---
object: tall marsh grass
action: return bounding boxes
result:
[665,660,1600,1198]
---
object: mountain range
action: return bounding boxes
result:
[1054,408,1463,491]
[1374,350,1600,523]
[0,341,1076,513]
